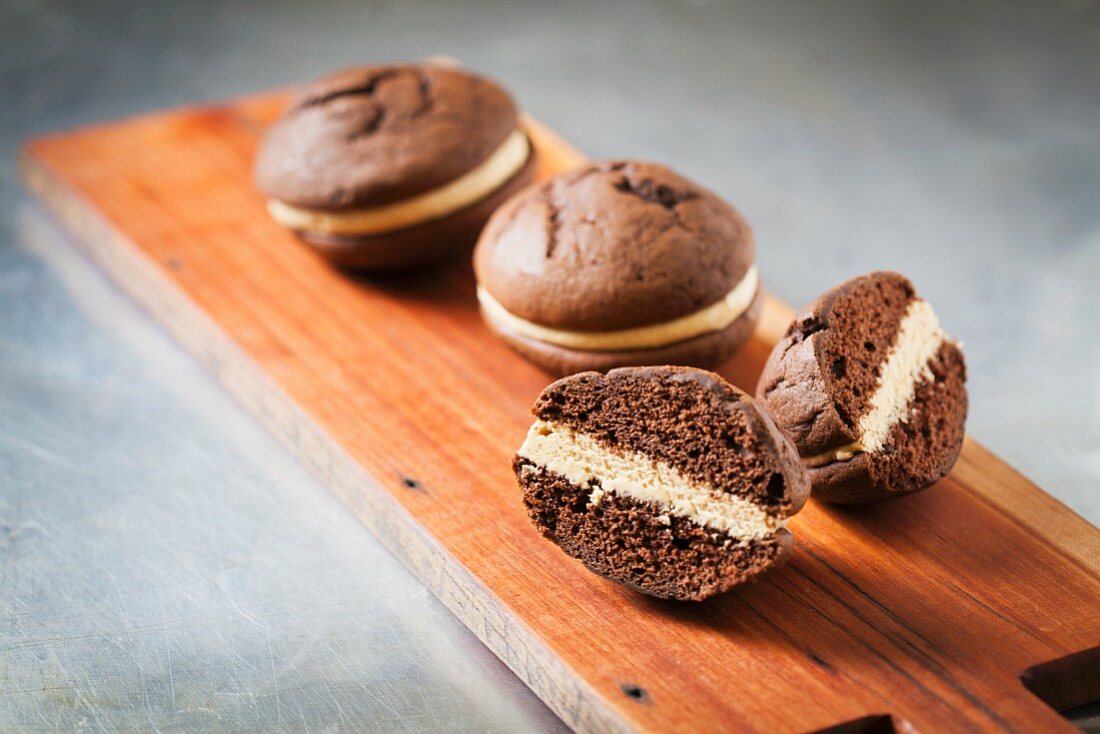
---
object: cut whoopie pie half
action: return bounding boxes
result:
[255,64,536,271]
[756,271,968,504]
[474,160,761,375]
[514,366,810,601]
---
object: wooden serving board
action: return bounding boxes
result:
[21,90,1100,734]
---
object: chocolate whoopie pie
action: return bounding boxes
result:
[515,367,810,601]
[756,272,967,504]
[255,64,536,270]
[474,160,762,375]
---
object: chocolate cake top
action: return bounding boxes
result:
[474,160,756,331]
[255,65,519,209]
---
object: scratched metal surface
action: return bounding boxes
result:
[2,0,1098,732]
[0,205,572,733]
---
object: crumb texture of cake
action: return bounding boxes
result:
[518,418,780,539]
[514,367,809,601]
[757,271,967,504]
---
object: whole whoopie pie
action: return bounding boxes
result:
[474,160,762,375]
[756,272,967,504]
[515,367,810,601]
[255,64,537,270]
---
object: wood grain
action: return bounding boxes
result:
[20,90,1100,733]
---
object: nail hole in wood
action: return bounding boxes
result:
[620,683,648,703]
[401,476,423,491]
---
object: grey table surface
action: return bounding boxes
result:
[2,1,1098,732]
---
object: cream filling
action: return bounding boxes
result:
[266,128,530,236]
[479,266,759,352]
[808,298,947,468]
[517,418,782,540]
[805,441,863,468]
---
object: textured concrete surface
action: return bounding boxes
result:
[2,0,1098,731]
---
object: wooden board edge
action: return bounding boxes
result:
[955,438,1099,576]
[18,150,636,734]
[19,114,1100,731]
[520,114,589,172]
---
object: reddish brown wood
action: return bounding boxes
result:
[20,91,1100,734]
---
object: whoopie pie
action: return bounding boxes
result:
[255,64,536,270]
[515,366,809,601]
[756,272,967,504]
[474,160,761,375]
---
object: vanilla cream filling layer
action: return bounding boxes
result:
[480,266,759,352]
[518,419,782,539]
[805,442,863,468]
[807,299,947,468]
[267,129,530,236]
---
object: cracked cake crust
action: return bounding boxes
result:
[474,160,757,332]
[255,65,521,209]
